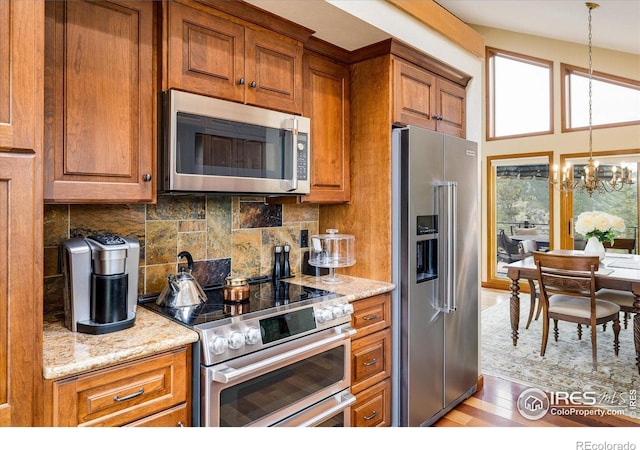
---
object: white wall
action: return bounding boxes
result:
[328,0,484,144]
[476,25,640,283]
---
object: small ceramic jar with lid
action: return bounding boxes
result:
[223,276,250,302]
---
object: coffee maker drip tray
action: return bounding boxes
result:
[75,313,137,335]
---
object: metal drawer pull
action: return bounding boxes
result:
[363,410,378,421]
[113,388,144,402]
[177,421,184,427]
[363,314,378,321]
[363,358,378,367]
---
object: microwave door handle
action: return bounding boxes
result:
[281,118,298,192]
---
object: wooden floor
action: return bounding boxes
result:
[433,288,640,427]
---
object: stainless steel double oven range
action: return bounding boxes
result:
[140,278,355,427]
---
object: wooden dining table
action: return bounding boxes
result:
[505,250,640,374]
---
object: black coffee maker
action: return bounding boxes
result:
[60,234,140,334]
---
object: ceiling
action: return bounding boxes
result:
[436,0,640,55]
[245,0,640,55]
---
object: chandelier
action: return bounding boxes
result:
[551,2,634,197]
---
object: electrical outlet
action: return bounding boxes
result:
[300,229,309,248]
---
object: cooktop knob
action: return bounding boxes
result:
[342,303,354,315]
[210,335,228,355]
[316,307,334,323]
[245,326,261,345]
[332,304,346,318]
[228,331,245,350]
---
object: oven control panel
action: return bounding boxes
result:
[197,297,354,366]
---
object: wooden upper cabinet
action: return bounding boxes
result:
[166,0,304,114]
[393,58,437,131]
[392,57,466,138]
[301,50,350,203]
[167,1,245,103]
[435,77,466,138]
[0,0,41,152]
[44,0,155,203]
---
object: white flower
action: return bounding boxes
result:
[575,211,625,243]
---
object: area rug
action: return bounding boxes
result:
[481,298,640,418]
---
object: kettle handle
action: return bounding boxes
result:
[177,251,194,272]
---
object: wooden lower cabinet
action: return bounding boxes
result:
[125,404,188,427]
[43,346,191,427]
[352,379,392,427]
[349,293,392,427]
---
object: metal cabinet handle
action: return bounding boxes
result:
[238,78,245,85]
[363,314,378,321]
[177,421,184,427]
[363,410,378,421]
[143,173,152,182]
[113,388,144,402]
[249,81,257,88]
[363,358,378,367]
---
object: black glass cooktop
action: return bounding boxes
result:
[138,277,338,327]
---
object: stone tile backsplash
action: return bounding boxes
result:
[43,195,319,316]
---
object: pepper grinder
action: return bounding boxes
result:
[273,244,282,281]
[282,243,291,278]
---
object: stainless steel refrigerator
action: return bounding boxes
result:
[391,125,479,427]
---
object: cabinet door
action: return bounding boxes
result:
[392,58,436,130]
[0,0,43,428]
[44,0,155,203]
[0,0,41,151]
[351,293,391,337]
[125,403,189,427]
[167,1,245,103]
[50,347,189,427]
[351,328,392,395]
[302,52,350,203]
[352,379,391,427]
[0,154,42,427]
[435,77,466,138]
[245,28,303,114]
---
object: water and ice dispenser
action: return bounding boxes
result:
[416,215,438,283]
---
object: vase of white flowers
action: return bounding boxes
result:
[575,211,626,261]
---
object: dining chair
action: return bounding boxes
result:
[603,238,636,254]
[596,289,635,329]
[597,238,636,329]
[518,239,541,329]
[498,229,523,263]
[533,252,620,371]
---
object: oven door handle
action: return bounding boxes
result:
[210,326,356,383]
[272,390,356,427]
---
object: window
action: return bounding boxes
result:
[486,48,553,139]
[562,64,640,131]
[487,153,553,286]
[558,152,639,253]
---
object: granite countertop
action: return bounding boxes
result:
[290,274,395,301]
[42,307,199,380]
[42,275,394,381]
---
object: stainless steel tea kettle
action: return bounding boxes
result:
[156,251,206,308]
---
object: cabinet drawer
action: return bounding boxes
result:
[351,293,391,338]
[351,328,391,394]
[125,403,189,427]
[51,347,189,427]
[352,379,391,427]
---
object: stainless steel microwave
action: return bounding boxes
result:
[160,89,311,195]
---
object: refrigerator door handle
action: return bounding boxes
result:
[436,181,457,313]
